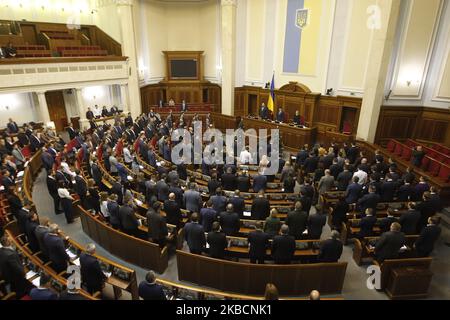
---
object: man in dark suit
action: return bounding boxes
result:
[357,185,380,214]
[414,216,441,257]
[119,198,140,236]
[286,202,308,239]
[337,166,353,191]
[0,234,27,297]
[138,271,166,300]
[347,142,359,164]
[199,200,217,233]
[292,110,303,126]
[207,222,228,259]
[67,123,78,140]
[6,118,19,134]
[271,225,296,264]
[183,213,206,254]
[237,171,251,192]
[253,173,267,193]
[17,128,30,147]
[29,130,42,152]
[307,207,327,239]
[259,103,269,120]
[248,222,270,264]
[304,153,319,174]
[399,202,421,235]
[211,188,227,214]
[219,204,240,236]
[358,208,378,239]
[1,169,14,189]
[228,190,245,217]
[276,107,285,122]
[147,202,168,248]
[380,174,397,202]
[80,243,107,294]
[374,222,406,263]
[43,224,70,273]
[29,273,58,300]
[163,193,182,227]
[34,217,50,260]
[221,167,237,190]
[379,208,398,233]
[74,170,88,207]
[90,160,103,188]
[41,148,55,172]
[397,180,414,201]
[317,230,343,263]
[46,171,62,214]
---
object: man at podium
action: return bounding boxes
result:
[259,103,269,120]
[293,110,304,126]
[276,107,285,123]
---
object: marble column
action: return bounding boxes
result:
[36,91,52,125]
[120,84,129,113]
[75,88,89,131]
[356,0,402,142]
[116,0,142,118]
[221,0,237,116]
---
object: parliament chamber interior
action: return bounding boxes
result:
[0,0,450,303]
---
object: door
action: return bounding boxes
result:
[248,94,258,116]
[20,24,38,45]
[45,91,68,132]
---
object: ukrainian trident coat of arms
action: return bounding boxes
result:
[296,9,309,29]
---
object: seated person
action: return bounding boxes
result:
[101,106,110,118]
[5,42,17,58]
[138,271,167,300]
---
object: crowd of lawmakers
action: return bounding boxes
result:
[0,108,444,300]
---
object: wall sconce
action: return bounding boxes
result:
[326,88,333,96]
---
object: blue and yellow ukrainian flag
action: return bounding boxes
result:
[267,74,275,113]
[282,0,322,75]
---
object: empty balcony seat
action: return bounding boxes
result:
[428,159,441,176]
[387,140,395,152]
[401,147,412,161]
[394,142,403,156]
[438,165,450,182]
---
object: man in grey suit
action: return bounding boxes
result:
[183,213,206,254]
[318,169,335,204]
[183,183,202,213]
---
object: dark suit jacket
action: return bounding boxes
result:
[119,205,139,231]
[74,175,87,198]
[199,208,218,233]
[79,252,106,290]
[138,281,167,300]
[415,225,441,257]
[0,247,25,285]
[46,176,58,196]
[397,184,414,201]
[184,222,206,252]
[307,214,326,239]
[30,288,58,300]
[286,210,308,239]
[219,212,240,236]
[163,200,181,227]
[107,201,121,227]
[399,210,420,235]
[252,175,267,193]
[237,176,251,192]
[375,231,405,262]
[7,122,19,134]
[380,181,396,202]
[147,211,168,241]
[228,196,245,217]
[357,193,380,213]
[345,183,362,203]
[358,215,377,238]
[248,230,270,259]
[379,216,398,233]
[207,231,228,259]
[59,291,87,300]
[272,234,296,263]
[211,195,227,214]
[318,238,343,262]
[221,173,237,191]
[43,233,69,266]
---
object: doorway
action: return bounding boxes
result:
[248,94,258,116]
[45,91,68,132]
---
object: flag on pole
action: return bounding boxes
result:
[267,73,275,112]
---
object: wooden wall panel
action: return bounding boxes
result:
[375,106,450,147]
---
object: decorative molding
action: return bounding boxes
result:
[432,18,450,102]
[115,0,134,6]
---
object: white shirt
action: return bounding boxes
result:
[100,200,110,218]
[58,188,73,200]
[60,162,76,178]
[239,150,253,164]
[353,169,368,185]
[93,107,102,117]
[123,147,133,164]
